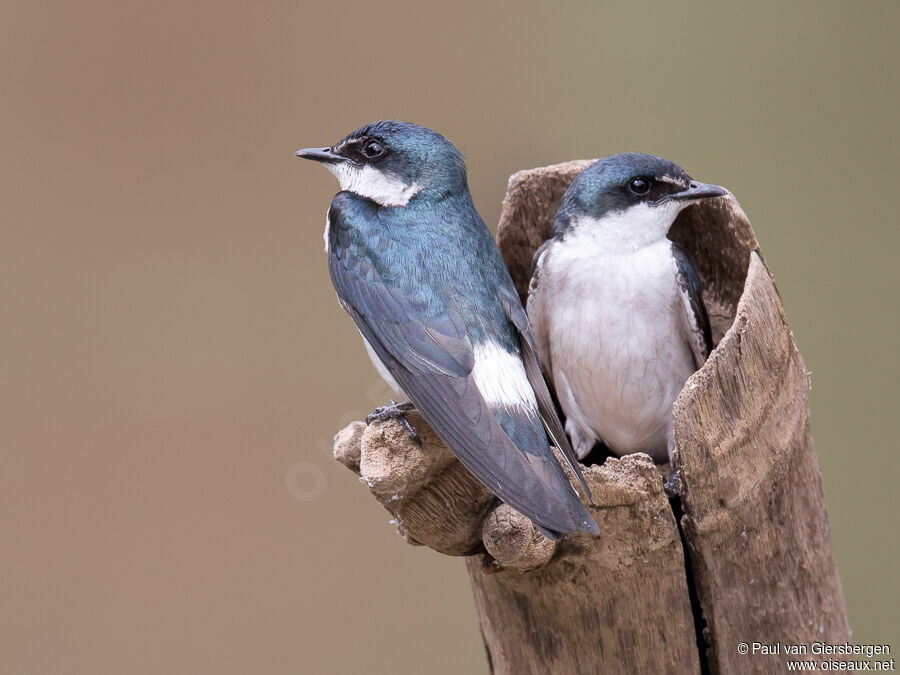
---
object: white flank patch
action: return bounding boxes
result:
[326,162,421,206]
[471,341,537,411]
[528,247,548,296]
[323,207,331,253]
[556,371,598,460]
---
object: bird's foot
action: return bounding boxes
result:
[663,468,681,498]
[366,400,419,442]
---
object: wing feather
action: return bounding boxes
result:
[671,243,713,369]
[499,288,595,504]
[328,198,597,536]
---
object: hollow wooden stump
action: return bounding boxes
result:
[333,161,849,674]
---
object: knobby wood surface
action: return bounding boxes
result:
[468,454,700,674]
[332,160,849,674]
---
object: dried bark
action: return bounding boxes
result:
[332,161,849,674]
[468,455,700,674]
[674,254,850,673]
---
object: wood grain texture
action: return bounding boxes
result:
[468,454,701,675]
[674,253,850,672]
[497,160,595,303]
[335,411,498,556]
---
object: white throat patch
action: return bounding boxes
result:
[326,162,421,207]
[569,201,686,253]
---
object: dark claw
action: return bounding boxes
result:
[366,400,419,443]
[664,469,681,498]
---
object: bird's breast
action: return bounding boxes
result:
[538,237,696,455]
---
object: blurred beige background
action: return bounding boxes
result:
[1,1,897,673]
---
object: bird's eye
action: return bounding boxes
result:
[628,177,651,195]
[628,178,651,194]
[362,140,385,159]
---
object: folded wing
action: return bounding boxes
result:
[328,198,597,537]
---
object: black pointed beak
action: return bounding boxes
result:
[294,146,346,164]
[669,181,728,203]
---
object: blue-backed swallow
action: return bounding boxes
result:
[527,153,726,490]
[296,121,598,538]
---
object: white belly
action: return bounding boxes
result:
[536,239,695,461]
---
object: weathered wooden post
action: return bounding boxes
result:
[333,161,849,674]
